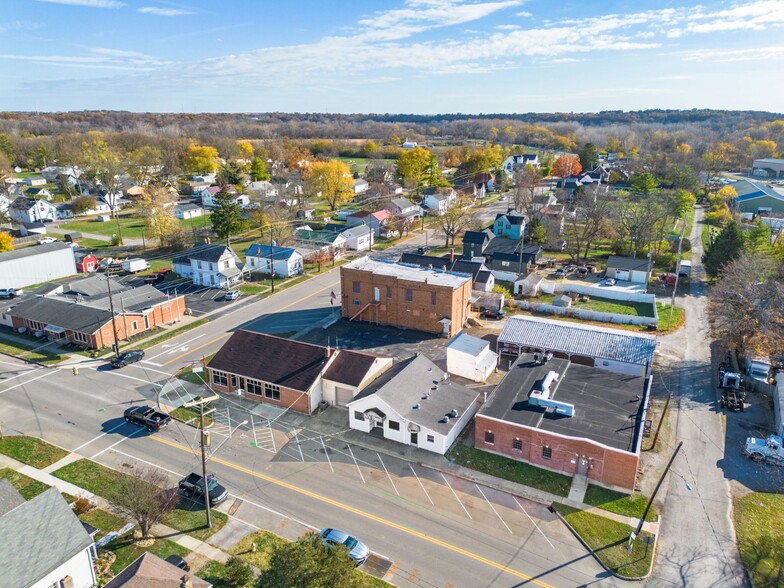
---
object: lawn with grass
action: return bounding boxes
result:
[61,215,148,239]
[583,485,658,522]
[52,459,137,503]
[78,507,127,540]
[0,337,66,365]
[75,237,113,250]
[104,535,189,575]
[0,436,69,468]
[170,405,213,426]
[0,467,51,499]
[555,503,654,578]
[656,302,684,333]
[734,492,784,588]
[447,444,572,497]
[196,560,231,588]
[163,497,228,541]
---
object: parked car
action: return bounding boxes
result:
[417,245,433,254]
[480,308,506,320]
[178,472,228,506]
[110,349,145,369]
[554,268,565,278]
[319,528,369,566]
[164,555,190,572]
[144,274,164,285]
[37,237,57,245]
[0,288,22,298]
[123,406,171,431]
[225,290,240,301]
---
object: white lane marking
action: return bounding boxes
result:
[128,364,172,376]
[409,464,434,506]
[148,333,205,360]
[377,453,399,496]
[140,360,164,367]
[71,421,128,453]
[0,360,41,369]
[105,371,163,388]
[513,497,555,549]
[110,448,183,477]
[476,484,512,534]
[321,436,334,473]
[0,369,56,395]
[347,444,366,484]
[441,473,472,520]
[295,433,304,462]
[90,426,144,459]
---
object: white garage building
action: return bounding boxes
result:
[446,332,498,382]
[321,349,393,407]
[752,158,784,179]
[0,242,77,289]
[605,255,651,284]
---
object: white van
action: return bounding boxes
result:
[678,260,692,276]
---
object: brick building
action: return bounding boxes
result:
[340,257,472,337]
[475,353,652,492]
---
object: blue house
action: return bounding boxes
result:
[493,211,527,240]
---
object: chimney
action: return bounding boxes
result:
[450,248,455,263]
[181,576,193,588]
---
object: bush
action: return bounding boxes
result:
[110,234,122,246]
[224,556,254,587]
[654,251,676,268]
[71,494,95,515]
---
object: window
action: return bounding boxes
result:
[197,260,203,270]
[131,321,138,331]
[28,320,44,331]
[501,261,510,267]
[212,370,228,386]
[264,383,280,400]
[224,260,230,269]
[512,438,522,451]
[431,292,436,305]
[404,289,413,302]
[484,431,495,444]
[542,446,552,460]
[352,281,361,293]
[388,420,400,431]
[72,331,88,344]
[427,434,435,443]
[386,286,392,299]
[246,379,262,396]
[354,411,364,421]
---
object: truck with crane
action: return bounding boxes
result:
[718,361,746,412]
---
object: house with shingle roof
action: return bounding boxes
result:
[105,552,210,588]
[173,243,250,288]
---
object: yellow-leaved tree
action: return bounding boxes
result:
[183,144,219,175]
[0,232,13,252]
[305,160,354,210]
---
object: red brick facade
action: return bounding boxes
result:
[207,369,312,414]
[474,415,639,492]
[340,266,471,337]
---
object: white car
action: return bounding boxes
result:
[225,290,240,301]
[0,288,22,298]
[37,237,57,245]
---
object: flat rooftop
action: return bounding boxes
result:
[480,354,649,452]
[344,256,471,289]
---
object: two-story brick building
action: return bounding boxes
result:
[340,257,472,337]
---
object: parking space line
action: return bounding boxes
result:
[111,448,183,478]
[513,497,555,549]
[295,433,304,462]
[376,453,399,496]
[321,436,334,473]
[476,485,512,534]
[347,444,366,484]
[71,421,128,453]
[0,369,56,395]
[409,464,434,506]
[441,473,472,519]
[90,426,144,460]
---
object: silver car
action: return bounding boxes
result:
[319,528,369,566]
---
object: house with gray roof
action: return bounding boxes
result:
[347,354,480,454]
[0,487,96,588]
[173,243,250,289]
[245,244,303,277]
[606,255,651,283]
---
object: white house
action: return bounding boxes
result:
[41,166,81,183]
[502,154,540,176]
[321,349,394,407]
[247,180,278,198]
[245,244,304,277]
[0,193,10,216]
[422,188,457,216]
[174,203,205,220]
[446,332,498,383]
[192,173,217,183]
[401,138,418,149]
[385,197,423,221]
[347,354,480,455]
[23,176,47,187]
[353,178,369,195]
[173,243,250,288]
[202,186,249,209]
[8,197,58,224]
[341,224,374,251]
[0,483,97,588]
[25,187,53,201]
[605,255,651,284]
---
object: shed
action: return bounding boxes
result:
[446,333,498,383]
[552,294,572,308]
[605,255,650,283]
[514,272,543,296]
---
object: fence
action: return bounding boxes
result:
[541,280,654,303]
[511,299,659,327]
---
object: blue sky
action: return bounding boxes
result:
[1,0,783,113]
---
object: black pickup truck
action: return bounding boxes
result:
[123,406,171,431]
[178,472,229,506]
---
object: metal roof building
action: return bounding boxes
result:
[497,315,656,377]
[0,242,77,289]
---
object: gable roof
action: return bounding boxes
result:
[606,255,650,272]
[245,244,300,260]
[390,197,415,209]
[462,230,493,245]
[208,330,331,392]
[295,229,346,245]
[105,552,211,588]
[0,241,72,263]
[0,479,25,516]
[0,488,94,588]
[347,210,371,219]
[484,238,542,258]
[323,349,381,387]
[371,209,392,222]
[495,212,526,226]
[9,296,112,334]
[342,225,372,239]
[730,179,784,203]
[173,243,237,264]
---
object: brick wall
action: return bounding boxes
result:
[474,415,639,492]
[340,267,471,337]
[207,368,310,414]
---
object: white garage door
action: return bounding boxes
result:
[335,386,354,407]
[614,269,630,281]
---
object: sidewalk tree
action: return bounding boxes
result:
[435,196,475,248]
[113,466,178,540]
[702,220,744,278]
[211,188,248,246]
[305,160,353,210]
[183,144,219,175]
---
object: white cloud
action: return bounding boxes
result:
[678,45,784,61]
[686,0,784,33]
[516,11,532,17]
[0,47,170,71]
[35,0,124,7]
[496,24,520,30]
[138,6,193,16]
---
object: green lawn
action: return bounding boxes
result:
[656,302,684,333]
[583,485,658,522]
[196,560,232,588]
[0,436,69,468]
[0,335,66,364]
[78,507,127,540]
[170,405,212,427]
[555,503,655,578]
[446,444,572,497]
[163,497,228,541]
[105,535,189,575]
[535,293,655,317]
[59,213,211,240]
[0,467,51,499]
[734,492,784,588]
[75,237,113,250]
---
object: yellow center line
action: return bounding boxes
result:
[149,435,554,587]
[161,279,340,367]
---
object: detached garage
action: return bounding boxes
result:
[321,350,393,407]
[605,256,650,284]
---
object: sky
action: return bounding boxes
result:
[1,0,783,114]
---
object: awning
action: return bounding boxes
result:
[44,324,65,334]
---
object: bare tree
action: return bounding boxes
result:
[113,466,179,539]
[564,187,615,263]
[435,197,475,248]
[512,165,542,213]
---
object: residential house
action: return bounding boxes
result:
[385,197,423,222]
[9,276,185,348]
[201,185,250,208]
[461,229,495,261]
[98,190,127,212]
[474,172,495,193]
[730,178,784,214]
[340,256,472,337]
[531,193,558,211]
[0,242,77,288]
[247,180,278,198]
[422,187,457,216]
[588,165,611,184]
[296,208,315,219]
[347,354,480,455]
[446,332,498,383]
[173,243,250,288]
[24,187,53,201]
[493,211,527,240]
[0,192,11,216]
[401,138,418,149]
[55,199,112,220]
[514,272,543,297]
[174,203,205,220]
[106,552,211,588]
[41,166,81,183]
[321,349,394,407]
[9,197,58,224]
[245,244,304,277]
[23,176,47,187]
[294,227,347,258]
[0,485,97,588]
[341,224,374,251]
[606,255,651,284]
[346,209,396,237]
[192,173,217,183]
[538,204,565,237]
[501,154,540,176]
[353,178,369,195]
[399,252,494,292]
[75,252,98,273]
[481,239,542,277]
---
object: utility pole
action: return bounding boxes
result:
[269,232,275,294]
[183,385,218,529]
[105,272,122,358]
[634,441,683,538]
[668,219,688,330]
